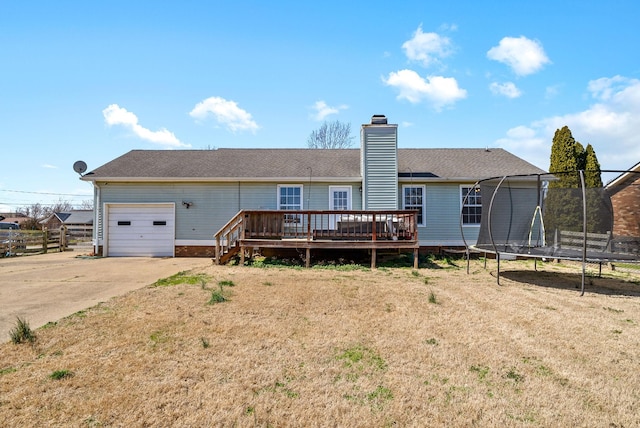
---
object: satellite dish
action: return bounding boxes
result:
[73,160,88,175]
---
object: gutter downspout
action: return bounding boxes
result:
[94,183,101,256]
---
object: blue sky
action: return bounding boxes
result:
[2,1,640,212]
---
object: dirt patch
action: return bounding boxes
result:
[1,258,639,426]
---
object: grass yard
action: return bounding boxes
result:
[1,257,639,427]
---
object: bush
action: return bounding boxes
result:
[10,317,35,344]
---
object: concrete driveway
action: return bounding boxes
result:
[0,251,211,342]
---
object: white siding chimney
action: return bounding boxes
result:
[361,115,398,210]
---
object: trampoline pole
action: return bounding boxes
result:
[488,176,508,286]
[466,249,470,274]
[580,170,587,296]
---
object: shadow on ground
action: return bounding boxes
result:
[498,269,640,297]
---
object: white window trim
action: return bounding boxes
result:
[277,184,304,224]
[277,184,304,210]
[402,184,426,227]
[460,185,482,227]
[328,186,353,210]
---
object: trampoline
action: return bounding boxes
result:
[462,170,640,295]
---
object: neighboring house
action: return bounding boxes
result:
[40,210,94,242]
[0,213,29,229]
[606,162,640,240]
[81,115,545,257]
[40,210,94,232]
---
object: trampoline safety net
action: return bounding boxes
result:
[468,171,640,263]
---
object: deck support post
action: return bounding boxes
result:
[240,246,245,266]
[305,248,310,268]
[413,248,419,269]
[371,248,377,269]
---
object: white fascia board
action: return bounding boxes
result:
[605,163,640,188]
[83,176,363,183]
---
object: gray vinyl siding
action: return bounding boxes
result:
[97,181,362,240]
[398,182,480,245]
[97,180,479,246]
[361,126,398,210]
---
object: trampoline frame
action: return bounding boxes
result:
[461,170,640,296]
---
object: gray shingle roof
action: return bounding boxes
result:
[82,148,545,182]
[398,148,546,179]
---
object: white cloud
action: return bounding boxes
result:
[489,81,522,98]
[310,100,348,121]
[401,121,414,128]
[402,25,453,67]
[189,97,259,133]
[487,36,550,76]
[102,104,188,148]
[495,123,550,170]
[42,164,58,169]
[383,69,467,110]
[587,75,640,104]
[545,85,561,100]
[495,76,640,171]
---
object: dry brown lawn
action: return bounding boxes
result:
[1,257,640,427]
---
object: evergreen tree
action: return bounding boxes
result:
[583,144,612,233]
[583,144,602,187]
[549,126,580,185]
[544,127,609,237]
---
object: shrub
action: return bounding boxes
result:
[10,317,35,344]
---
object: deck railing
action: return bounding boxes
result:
[214,210,418,264]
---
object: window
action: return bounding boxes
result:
[278,185,303,223]
[461,186,482,225]
[117,221,131,226]
[403,185,425,226]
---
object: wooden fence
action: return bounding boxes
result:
[0,227,72,257]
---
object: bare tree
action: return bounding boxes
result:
[307,120,354,149]
[49,198,74,214]
[78,199,94,210]
[18,203,48,230]
[17,199,82,230]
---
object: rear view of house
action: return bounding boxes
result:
[81,115,545,259]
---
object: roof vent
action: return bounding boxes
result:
[371,114,387,125]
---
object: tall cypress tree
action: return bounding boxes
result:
[549,126,580,185]
[545,127,609,237]
[546,127,582,235]
[583,144,602,187]
[583,144,611,233]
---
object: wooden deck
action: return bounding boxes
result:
[214,210,420,268]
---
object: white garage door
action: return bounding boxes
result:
[106,204,175,257]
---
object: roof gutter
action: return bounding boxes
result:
[81,176,363,183]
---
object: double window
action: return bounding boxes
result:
[402,185,425,226]
[461,186,482,225]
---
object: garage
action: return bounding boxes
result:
[105,203,175,257]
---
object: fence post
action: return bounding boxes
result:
[43,228,48,253]
[60,225,68,251]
